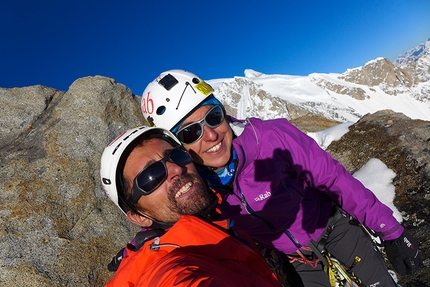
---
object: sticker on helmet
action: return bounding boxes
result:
[142,92,154,115]
[195,81,214,96]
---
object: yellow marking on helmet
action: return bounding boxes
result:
[195,81,214,96]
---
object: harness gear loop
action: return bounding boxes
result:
[286,246,321,268]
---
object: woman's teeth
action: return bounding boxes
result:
[207,142,221,153]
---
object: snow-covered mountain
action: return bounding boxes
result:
[208,39,430,124]
[395,38,430,82]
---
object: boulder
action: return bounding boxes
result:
[327,110,430,286]
[0,76,144,286]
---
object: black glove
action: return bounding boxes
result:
[384,230,423,275]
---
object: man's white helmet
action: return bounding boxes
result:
[141,70,215,131]
[100,126,180,214]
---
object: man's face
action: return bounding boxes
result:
[123,138,213,223]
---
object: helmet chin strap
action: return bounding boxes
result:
[149,218,175,229]
[196,187,219,220]
[127,204,176,230]
[119,196,175,229]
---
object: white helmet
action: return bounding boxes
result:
[100,126,180,214]
[141,70,216,131]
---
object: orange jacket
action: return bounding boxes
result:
[105,215,279,287]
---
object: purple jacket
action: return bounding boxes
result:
[216,117,403,254]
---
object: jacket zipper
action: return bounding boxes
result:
[235,185,277,232]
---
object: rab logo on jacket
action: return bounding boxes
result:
[255,191,271,202]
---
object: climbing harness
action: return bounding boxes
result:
[322,252,363,287]
[285,206,366,287]
[306,206,366,287]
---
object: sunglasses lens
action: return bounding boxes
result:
[206,106,224,127]
[132,148,191,200]
[135,161,166,194]
[177,123,203,144]
[169,148,192,165]
[176,106,224,144]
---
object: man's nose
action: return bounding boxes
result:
[165,161,185,182]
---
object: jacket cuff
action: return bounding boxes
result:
[381,224,404,241]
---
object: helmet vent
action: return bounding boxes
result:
[192,78,200,84]
[159,74,179,90]
[156,106,166,115]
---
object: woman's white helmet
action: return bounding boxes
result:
[100,126,180,214]
[141,70,215,131]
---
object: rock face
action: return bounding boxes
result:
[327,110,430,286]
[0,85,64,150]
[0,77,428,286]
[339,57,415,89]
[0,76,145,287]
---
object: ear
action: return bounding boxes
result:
[126,211,153,227]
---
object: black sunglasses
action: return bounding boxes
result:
[176,105,225,145]
[130,148,192,204]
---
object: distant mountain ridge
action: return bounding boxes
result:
[395,38,430,82]
[208,39,430,130]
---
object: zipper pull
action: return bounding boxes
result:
[149,237,161,251]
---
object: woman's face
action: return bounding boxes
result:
[177,105,233,171]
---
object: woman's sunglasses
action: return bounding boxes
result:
[130,147,192,204]
[176,105,225,145]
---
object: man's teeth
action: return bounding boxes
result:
[175,182,192,198]
[207,142,221,153]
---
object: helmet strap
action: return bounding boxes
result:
[195,180,219,220]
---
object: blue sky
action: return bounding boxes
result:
[1,1,429,95]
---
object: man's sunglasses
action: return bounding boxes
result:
[130,147,192,204]
[176,105,225,145]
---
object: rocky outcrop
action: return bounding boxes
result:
[339,58,415,95]
[0,85,64,150]
[341,57,415,87]
[310,76,368,100]
[289,115,341,133]
[0,76,145,287]
[0,78,428,286]
[327,110,430,286]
